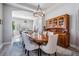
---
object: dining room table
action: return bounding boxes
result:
[26,33,48,45]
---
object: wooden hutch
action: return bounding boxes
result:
[45,14,70,48]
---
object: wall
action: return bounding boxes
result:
[0,4,3,19]
[76,6,79,47]
[46,3,79,47]
[3,4,33,42]
[3,4,13,42]
[0,3,3,46]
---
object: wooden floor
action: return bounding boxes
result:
[0,37,79,56]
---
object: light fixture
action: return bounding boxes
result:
[33,4,45,17]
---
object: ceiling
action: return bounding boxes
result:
[6,3,58,12]
[18,3,56,11]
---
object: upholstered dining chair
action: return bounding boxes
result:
[40,32,58,56]
[21,32,39,56]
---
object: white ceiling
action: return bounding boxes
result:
[7,3,57,12]
[18,3,56,11]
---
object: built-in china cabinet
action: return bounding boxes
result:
[45,14,70,48]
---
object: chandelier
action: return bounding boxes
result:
[33,4,45,17]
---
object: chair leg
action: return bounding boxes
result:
[55,52,57,56]
[25,49,27,54]
[38,48,41,56]
[23,44,25,48]
[48,54,51,56]
[38,48,39,56]
[27,50,29,56]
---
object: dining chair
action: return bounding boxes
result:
[40,32,58,56]
[21,32,39,56]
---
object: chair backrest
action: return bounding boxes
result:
[21,32,39,50]
[46,32,58,53]
[21,32,31,47]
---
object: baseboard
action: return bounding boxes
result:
[0,44,3,50]
[70,44,79,51]
[0,42,10,51]
[0,43,4,52]
[2,42,11,45]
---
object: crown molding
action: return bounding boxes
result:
[5,3,35,13]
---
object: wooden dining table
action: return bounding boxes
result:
[26,33,48,45]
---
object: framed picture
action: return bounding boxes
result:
[0,19,2,24]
